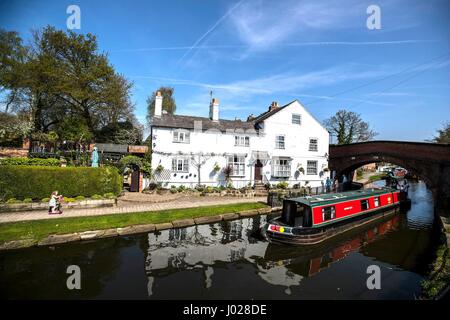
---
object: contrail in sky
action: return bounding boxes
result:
[112,40,434,53]
[175,0,246,66]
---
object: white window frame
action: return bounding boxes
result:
[234,136,250,147]
[292,114,301,125]
[272,157,291,178]
[309,138,318,152]
[374,197,380,207]
[322,206,336,221]
[171,158,189,172]
[275,135,285,149]
[173,130,190,144]
[306,160,318,175]
[227,155,245,176]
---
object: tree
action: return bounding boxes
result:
[0,26,143,150]
[189,152,211,186]
[96,118,143,145]
[323,110,377,145]
[0,111,32,147]
[429,122,450,144]
[0,29,28,113]
[146,86,176,125]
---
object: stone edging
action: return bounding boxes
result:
[0,199,116,213]
[0,207,276,251]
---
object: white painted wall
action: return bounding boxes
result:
[258,101,330,187]
[149,100,329,189]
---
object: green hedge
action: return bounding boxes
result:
[0,157,60,166]
[0,166,122,201]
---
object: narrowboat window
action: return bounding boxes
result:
[374,197,380,207]
[322,206,336,221]
[294,205,305,227]
[360,199,369,211]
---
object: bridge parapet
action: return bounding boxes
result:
[329,141,450,209]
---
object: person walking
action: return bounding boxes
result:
[48,191,58,214]
[48,191,63,214]
[326,177,332,193]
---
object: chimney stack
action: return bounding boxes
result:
[209,98,219,121]
[154,91,163,117]
[269,101,279,112]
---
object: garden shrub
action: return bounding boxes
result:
[75,196,85,201]
[0,157,60,167]
[23,198,33,203]
[91,194,103,200]
[6,198,21,204]
[64,197,76,202]
[276,181,289,189]
[41,197,50,203]
[118,155,143,173]
[0,166,122,201]
[195,185,205,192]
[103,192,116,199]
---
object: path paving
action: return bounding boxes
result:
[0,196,267,224]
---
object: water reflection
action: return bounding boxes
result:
[144,212,417,297]
[143,181,438,299]
[145,216,272,297]
[0,181,439,299]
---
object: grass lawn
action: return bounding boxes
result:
[368,173,388,182]
[0,202,267,245]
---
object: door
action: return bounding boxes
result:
[254,160,263,181]
[130,170,140,192]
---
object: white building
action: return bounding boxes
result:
[149,91,329,188]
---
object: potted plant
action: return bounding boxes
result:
[213,163,221,174]
[296,165,305,174]
[155,164,164,172]
[222,165,233,184]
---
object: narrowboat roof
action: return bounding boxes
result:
[288,188,397,207]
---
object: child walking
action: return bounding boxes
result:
[48,191,63,214]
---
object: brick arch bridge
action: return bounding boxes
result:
[329,141,450,208]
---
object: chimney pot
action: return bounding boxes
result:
[269,101,279,111]
[154,90,163,117]
[209,97,219,121]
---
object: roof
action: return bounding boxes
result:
[151,114,256,132]
[95,143,128,153]
[252,100,297,123]
[288,187,397,207]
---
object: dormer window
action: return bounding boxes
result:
[173,130,190,143]
[292,114,301,125]
[235,136,250,147]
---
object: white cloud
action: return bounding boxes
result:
[132,63,395,98]
[229,0,364,51]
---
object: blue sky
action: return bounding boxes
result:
[1,0,449,141]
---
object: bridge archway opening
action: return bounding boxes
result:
[333,157,434,193]
[329,141,450,209]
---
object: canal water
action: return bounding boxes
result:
[0,181,441,299]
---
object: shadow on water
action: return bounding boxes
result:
[0,181,441,299]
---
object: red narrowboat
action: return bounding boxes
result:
[264,187,403,245]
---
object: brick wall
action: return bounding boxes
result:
[0,147,29,158]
